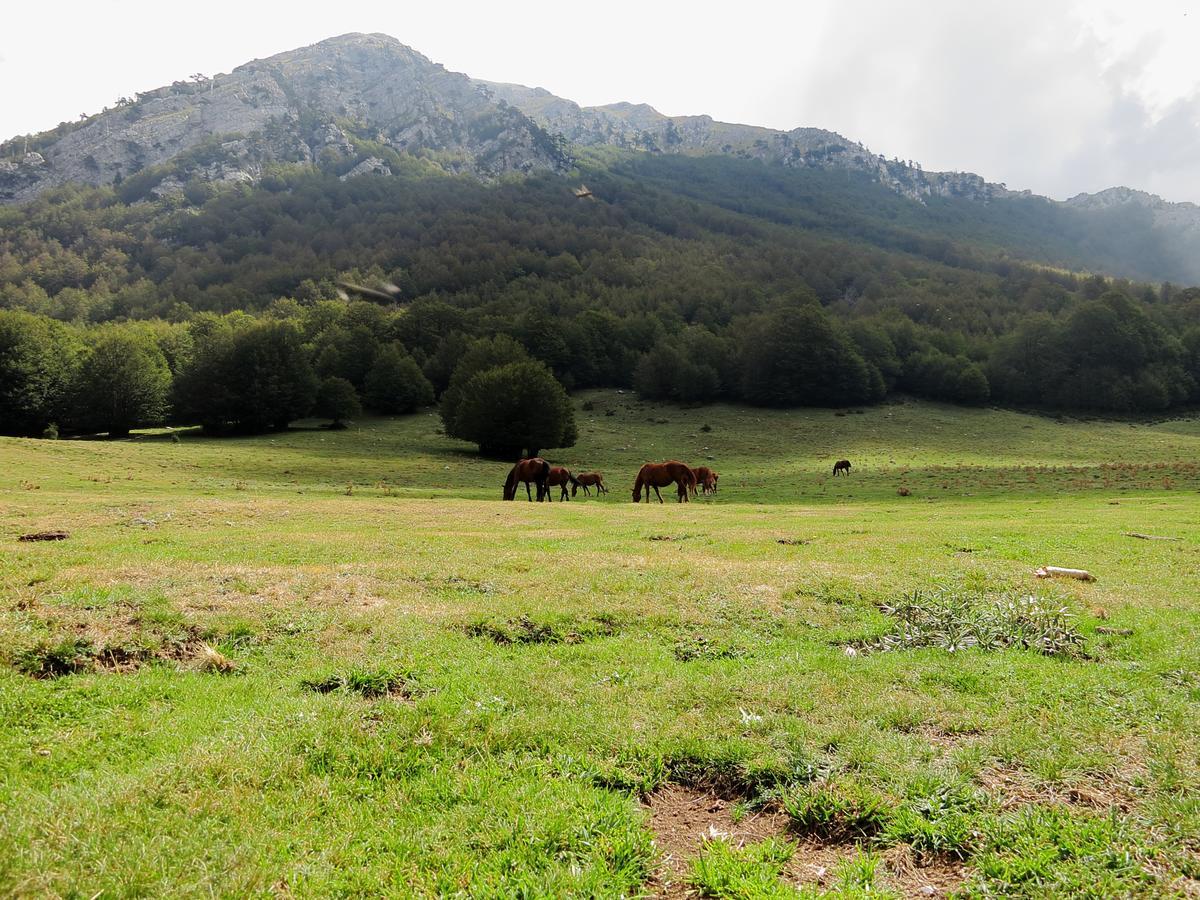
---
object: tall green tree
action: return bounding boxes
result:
[174,318,318,432]
[72,330,172,436]
[449,360,576,458]
[439,335,531,436]
[739,305,881,407]
[364,345,435,413]
[0,310,78,436]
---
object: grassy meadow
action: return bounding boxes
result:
[2,392,1199,898]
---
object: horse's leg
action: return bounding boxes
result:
[653,485,664,503]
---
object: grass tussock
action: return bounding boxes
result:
[672,635,751,662]
[463,613,620,646]
[854,589,1086,657]
[301,667,417,699]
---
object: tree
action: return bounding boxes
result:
[902,350,990,404]
[72,330,171,436]
[364,345,434,413]
[739,305,881,407]
[449,360,577,457]
[0,310,78,437]
[174,319,318,432]
[439,335,531,436]
[315,376,361,428]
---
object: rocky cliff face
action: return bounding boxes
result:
[0,34,569,203]
[1,32,1192,231]
[1066,187,1200,237]
[480,81,1023,204]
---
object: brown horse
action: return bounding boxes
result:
[833,459,852,476]
[633,461,696,503]
[689,466,719,496]
[572,472,608,497]
[545,466,580,501]
[503,457,551,501]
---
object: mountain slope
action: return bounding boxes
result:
[2,33,1200,286]
[0,34,568,202]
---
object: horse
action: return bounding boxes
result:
[572,472,608,497]
[833,459,852,476]
[633,461,696,503]
[545,466,580,501]
[690,466,719,496]
[503,457,551,501]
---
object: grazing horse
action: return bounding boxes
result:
[572,472,608,497]
[689,466,719,496]
[833,459,852,477]
[545,466,580,501]
[633,461,696,503]
[503,457,551,501]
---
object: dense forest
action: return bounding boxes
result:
[2,150,1200,440]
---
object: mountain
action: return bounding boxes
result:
[2,32,1200,286]
[0,34,568,203]
[480,80,1021,205]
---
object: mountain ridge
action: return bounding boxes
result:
[2,32,1199,284]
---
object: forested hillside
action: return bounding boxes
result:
[2,150,1199,440]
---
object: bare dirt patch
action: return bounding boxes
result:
[644,784,791,898]
[643,785,969,899]
[17,530,70,542]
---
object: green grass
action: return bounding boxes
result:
[1,393,1198,897]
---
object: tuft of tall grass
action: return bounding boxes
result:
[858,589,1085,658]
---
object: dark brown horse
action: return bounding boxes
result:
[633,461,696,503]
[503,458,551,501]
[833,459,852,476]
[545,466,580,501]
[689,466,719,496]
[572,472,608,497]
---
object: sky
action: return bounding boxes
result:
[3,0,1198,202]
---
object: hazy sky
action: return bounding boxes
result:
[3,0,1198,201]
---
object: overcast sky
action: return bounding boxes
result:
[3,0,1198,201]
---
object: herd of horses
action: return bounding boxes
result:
[502,458,720,503]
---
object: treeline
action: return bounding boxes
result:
[0,304,433,437]
[2,155,1200,423]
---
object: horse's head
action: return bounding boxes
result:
[632,486,641,503]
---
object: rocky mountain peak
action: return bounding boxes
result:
[0,33,569,203]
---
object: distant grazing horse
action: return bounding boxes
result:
[689,466,719,497]
[545,466,580,501]
[572,472,608,497]
[833,459,852,476]
[504,457,551,501]
[633,461,696,503]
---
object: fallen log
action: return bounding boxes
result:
[1123,532,1180,541]
[1034,566,1095,582]
[1095,626,1133,636]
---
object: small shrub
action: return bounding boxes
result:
[302,667,415,698]
[781,777,890,837]
[14,637,95,677]
[673,635,750,662]
[856,589,1085,657]
[42,423,59,440]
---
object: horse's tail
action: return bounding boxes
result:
[536,459,551,501]
[503,464,518,500]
